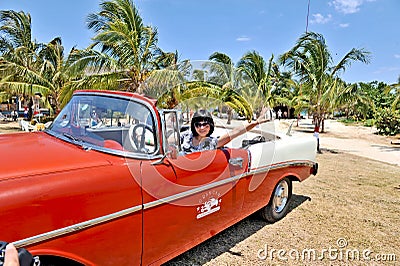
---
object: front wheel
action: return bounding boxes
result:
[260,177,292,223]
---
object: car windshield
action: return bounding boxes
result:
[49,94,157,154]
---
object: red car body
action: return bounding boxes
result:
[0,90,317,265]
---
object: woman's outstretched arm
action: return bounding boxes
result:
[217,107,270,148]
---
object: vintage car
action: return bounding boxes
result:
[0,90,318,265]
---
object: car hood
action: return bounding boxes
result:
[0,132,112,180]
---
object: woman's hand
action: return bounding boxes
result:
[217,106,271,148]
[255,106,270,125]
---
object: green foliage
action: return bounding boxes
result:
[156,81,254,122]
[374,108,400,136]
[363,119,374,127]
[279,32,370,131]
[360,81,394,118]
[0,10,86,112]
[79,0,161,94]
[338,118,356,125]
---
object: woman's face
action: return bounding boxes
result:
[194,120,210,137]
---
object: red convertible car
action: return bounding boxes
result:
[0,90,318,265]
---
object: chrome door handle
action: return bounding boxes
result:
[229,157,243,168]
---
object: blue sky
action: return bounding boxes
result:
[1,0,399,84]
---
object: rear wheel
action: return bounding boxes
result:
[260,177,292,223]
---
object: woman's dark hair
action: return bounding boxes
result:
[191,109,214,136]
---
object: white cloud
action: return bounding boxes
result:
[310,13,332,24]
[373,66,400,74]
[236,36,251,42]
[339,23,350,28]
[329,0,364,14]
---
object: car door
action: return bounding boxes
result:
[140,111,249,265]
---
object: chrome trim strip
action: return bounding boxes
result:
[142,160,315,210]
[13,205,142,248]
[13,160,314,248]
[249,160,316,175]
[143,172,245,210]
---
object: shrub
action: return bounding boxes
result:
[363,119,375,127]
[374,108,400,136]
[339,118,356,125]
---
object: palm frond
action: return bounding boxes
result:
[156,81,253,121]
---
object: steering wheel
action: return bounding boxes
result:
[129,123,154,152]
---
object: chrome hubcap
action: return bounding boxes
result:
[273,180,289,213]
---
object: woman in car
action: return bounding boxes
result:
[180,108,269,153]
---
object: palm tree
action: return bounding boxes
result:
[279,32,370,131]
[388,76,400,110]
[69,0,161,94]
[0,10,37,56]
[206,52,241,124]
[207,52,235,83]
[156,81,253,121]
[143,51,192,99]
[38,38,86,112]
[0,10,41,105]
[334,81,374,120]
[150,55,254,122]
[0,10,81,115]
[0,9,86,114]
[237,51,278,116]
[273,72,310,122]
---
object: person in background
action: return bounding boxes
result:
[11,110,18,121]
[27,100,33,121]
[277,109,282,120]
[313,125,322,153]
[296,113,301,127]
[90,109,102,128]
[23,106,28,120]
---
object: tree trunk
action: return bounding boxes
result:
[314,114,324,132]
[227,107,232,125]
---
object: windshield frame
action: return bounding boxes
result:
[46,91,162,159]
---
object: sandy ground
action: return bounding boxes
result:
[0,120,21,133]
[278,118,400,167]
[214,117,400,167]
